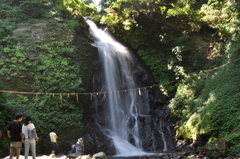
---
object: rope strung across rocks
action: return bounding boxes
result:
[0,80,178,95]
[0,57,239,99]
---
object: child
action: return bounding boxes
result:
[49,127,58,154]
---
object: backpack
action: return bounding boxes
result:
[28,129,37,139]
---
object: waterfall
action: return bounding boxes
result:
[87,20,144,155]
[85,20,175,156]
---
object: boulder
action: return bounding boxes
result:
[67,153,79,159]
[204,138,228,157]
[92,152,107,159]
[49,154,56,158]
[77,155,92,159]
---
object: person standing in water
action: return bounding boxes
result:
[49,127,58,154]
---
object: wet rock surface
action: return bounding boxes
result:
[83,21,176,155]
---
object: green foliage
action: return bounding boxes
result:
[0,20,16,41]
[0,1,91,153]
[0,37,86,154]
[4,94,84,154]
[0,0,240,156]
[204,138,228,157]
[225,132,240,156]
[1,0,52,22]
[20,0,52,19]
[170,31,240,154]
[97,0,213,99]
[0,83,13,156]
[52,0,88,18]
[33,41,83,93]
[200,0,238,36]
[138,48,177,97]
[0,0,54,43]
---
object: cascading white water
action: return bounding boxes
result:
[87,20,146,155]
[85,20,172,156]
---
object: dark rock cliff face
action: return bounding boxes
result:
[83,41,176,155]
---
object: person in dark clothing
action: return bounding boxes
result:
[7,113,24,159]
[70,143,76,154]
